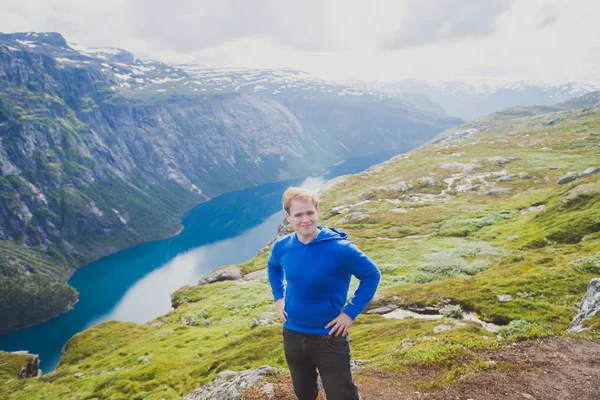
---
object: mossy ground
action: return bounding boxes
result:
[2,105,600,398]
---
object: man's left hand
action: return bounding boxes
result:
[325,312,353,336]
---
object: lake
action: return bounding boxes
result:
[0,148,407,373]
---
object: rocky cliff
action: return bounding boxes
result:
[0,32,460,334]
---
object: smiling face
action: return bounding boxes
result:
[286,198,320,243]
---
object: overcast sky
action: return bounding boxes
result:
[2,0,599,85]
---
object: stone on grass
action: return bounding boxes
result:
[518,172,531,179]
[487,156,510,166]
[568,278,600,333]
[74,373,84,379]
[250,319,259,329]
[199,267,242,285]
[366,306,397,315]
[181,365,278,400]
[557,172,579,185]
[433,324,453,334]
[497,295,514,303]
[496,175,514,182]
[390,208,408,215]
[581,167,600,177]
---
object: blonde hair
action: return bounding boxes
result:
[282,187,319,214]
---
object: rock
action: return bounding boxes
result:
[250,319,259,329]
[581,167,600,176]
[497,295,514,303]
[181,365,278,400]
[17,353,40,379]
[590,132,599,136]
[199,267,243,285]
[417,177,436,186]
[568,278,600,333]
[549,166,560,170]
[243,269,267,281]
[74,373,84,379]
[150,321,163,327]
[137,354,151,364]
[484,188,512,195]
[487,156,510,166]
[520,393,536,400]
[366,306,397,315]
[557,172,579,184]
[348,207,367,213]
[496,175,514,182]
[518,172,531,179]
[433,324,453,334]
[224,330,229,337]
[390,208,408,214]
[440,162,480,173]
[262,383,275,399]
[520,205,546,214]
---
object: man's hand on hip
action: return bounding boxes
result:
[275,298,287,323]
[325,312,353,336]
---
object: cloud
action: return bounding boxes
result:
[383,0,511,49]
[537,4,557,29]
[124,0,363,52]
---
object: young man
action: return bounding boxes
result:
[267,187,381,400]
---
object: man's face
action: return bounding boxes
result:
[286,199,319,239]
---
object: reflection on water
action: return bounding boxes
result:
[0,148,405,372]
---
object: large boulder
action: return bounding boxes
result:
[198,267,242,285]
[568,278,600,333]
[181,365,278,400]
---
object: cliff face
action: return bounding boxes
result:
[0,32,460,334]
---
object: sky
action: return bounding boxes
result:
[2,0,599,85]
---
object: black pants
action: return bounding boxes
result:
[283,327,360,400]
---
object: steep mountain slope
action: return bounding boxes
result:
[0,32,460,334]
[348,78,598,120]
[3,101,598,399]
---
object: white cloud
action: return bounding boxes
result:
[0,0,599,85]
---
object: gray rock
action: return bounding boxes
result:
[150,321,163,327]
[390,208,408,214]
[262,383,275,399]
[581,167,600,177]
[199,267,242,285]
[497,295,514,303]
[558,172,579,185]
[366,306,397,315]
[250,318,259,329]
[549,166,560,170]
[181,365,278,400]
[590,132,599,136]
[518,172,531,179]
[417,177,437,186]
[348,207,367,213]
[487,156,510,166]
[433,324,453,334]
[484,188,512,195]
[243,269,267,281]
[568,278,600,333]
[496,175,514,182]
[74,373,84,379]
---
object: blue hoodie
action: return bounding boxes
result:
[267,226,381,336]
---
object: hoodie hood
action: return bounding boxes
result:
[309,226,348,243]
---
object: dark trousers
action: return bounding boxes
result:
[283,327,360,400]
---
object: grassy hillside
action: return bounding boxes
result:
[2,104,599,399]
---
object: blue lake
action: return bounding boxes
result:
[0,148,407,373]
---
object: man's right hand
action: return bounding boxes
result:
[275,298,287,323]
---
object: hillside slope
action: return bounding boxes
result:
[2,101,599,398]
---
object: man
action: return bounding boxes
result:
[267,186,381,400]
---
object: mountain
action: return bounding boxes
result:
[558,90,600,110]
[346,78,598,120]
[0,32,461,334]
[3,97,599,399]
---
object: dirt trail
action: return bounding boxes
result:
[242,337,600,400]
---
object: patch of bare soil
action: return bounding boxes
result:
[242,337,600,400]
